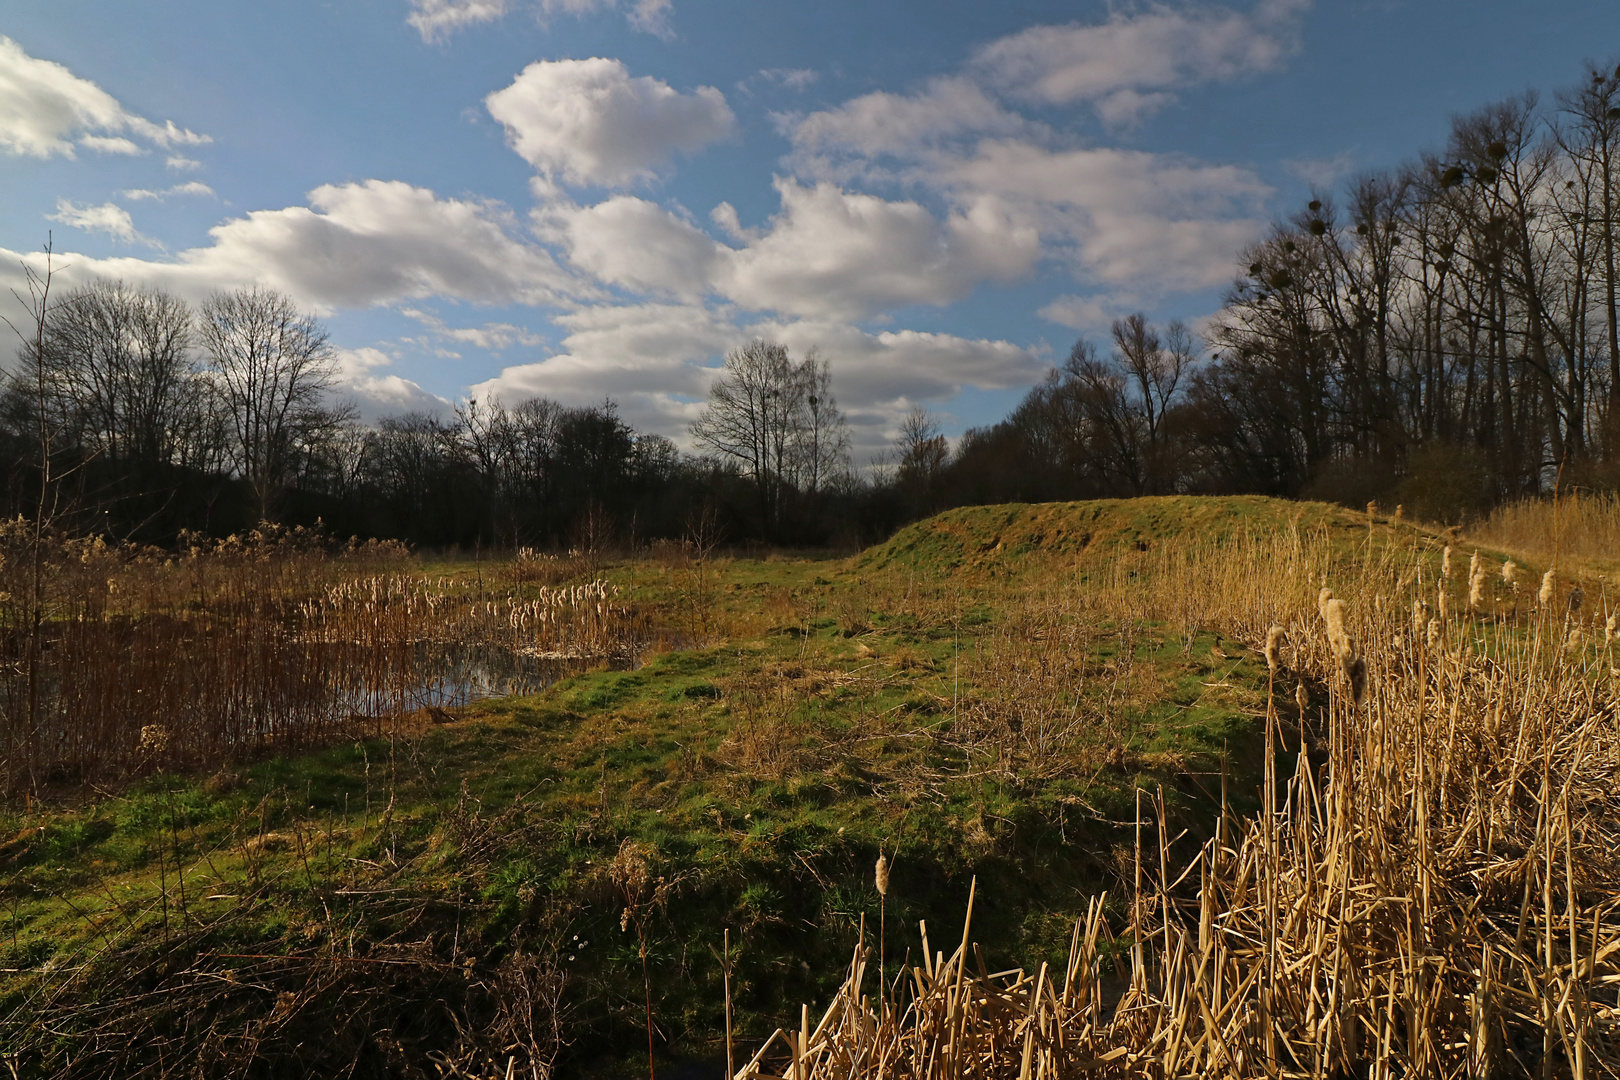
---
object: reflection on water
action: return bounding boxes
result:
[334,642,611,715]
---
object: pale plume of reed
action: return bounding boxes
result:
[1539,568,1557,609]
[1467,566,1487,611]
[1502,559,1519,591]
[1264,626,1285,674]
[1468,549,1481,581]
[1442,544,1453,579]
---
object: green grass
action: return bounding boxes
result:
[0,496,1415,1078]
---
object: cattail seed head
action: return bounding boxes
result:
[1427,617,1442,649]
[1346,656,1369,706]
[1539,569,1556,609]
[1468,568,1486,611]
[1502,559,1519,590]
[1410,598,1428,636]
[1566,628,1584,652]
[1394,504,1404,524]
[1323,598,1352,660]
[1442,545,1453,579]
[1468,549,1481,581]
[1366,500,1378,519]
[1606,613,1617,645]
[875,854,890,898]
[1568,586,1584,613]
[1437,588,1450,623]
[1265,625,1285,673]
[1294,681,1308,713]
[1317,586,1334,622]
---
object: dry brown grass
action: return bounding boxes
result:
[736,525,1620,1077]
[1469,491,1620,567]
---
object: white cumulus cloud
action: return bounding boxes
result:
[560,196,723,299]
[972,0,1310,123]
[2,181,586,316]
[939,140,1270,292]
[0,35,209,159]
[486,58,733,189]
[717,179,1039,321]
[46,199,156,246]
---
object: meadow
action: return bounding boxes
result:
[0,496,1615,1078]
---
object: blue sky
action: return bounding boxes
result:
[1,0,1616,458]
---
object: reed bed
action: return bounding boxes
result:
[0,527,645,794]
[1469,491,1620,565]
[738,526,1620,1078]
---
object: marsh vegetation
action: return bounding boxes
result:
[0,495,1615,1078]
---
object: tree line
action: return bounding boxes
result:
[9,59,1620,548]
[0,272,893,549]
[922,59,1620,523]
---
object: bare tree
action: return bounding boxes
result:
[795,348,851,497]
[690,339,849,533]
[896,406,950,514]
[41,280,198,473]
[197,287,353,521]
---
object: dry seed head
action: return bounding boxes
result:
[1539,569,1556,608]
[1437,587,1450,622]
[1568,585,1584,613]
[1441,544,1453,579]
[1427,617,1442,649]
[1394,503,1403,523]
[1294,681,1308,713]
[875,854,890,898]
[1366,500,1378,519]
[1567,628,1584,652]
[1410,598,1427,636]
[1323,598,1352,660]
[1606,613,1617,644]
[1503,559,1519,590]
[138,724,170,755]
[1265,625,1285,673]
[1469,549,1481,581]
[1468,568,1486,611]
[1317,586,1334,622]
[1346,655,1369,707]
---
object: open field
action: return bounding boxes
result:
[0,496,1616,1078]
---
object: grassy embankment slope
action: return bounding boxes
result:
[0,497,1474,1077]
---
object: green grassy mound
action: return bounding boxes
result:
[855,495,1367,576]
